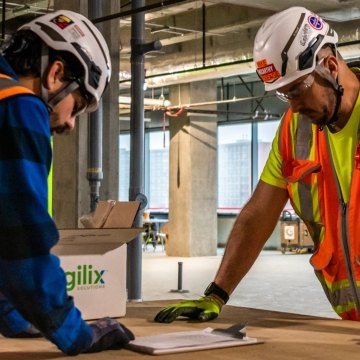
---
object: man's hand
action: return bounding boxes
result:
[85,317,135,353]
[154,296,222,323]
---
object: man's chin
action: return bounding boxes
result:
[51,127,67,134]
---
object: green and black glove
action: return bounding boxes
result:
[155,282,230,323]
[154,296,223,323]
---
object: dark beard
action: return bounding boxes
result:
[51,126,68,134]
[316,91,340,130]
[318,111,338,129]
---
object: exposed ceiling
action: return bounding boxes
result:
[1,0,359,87]
[0,0,52,35]
[115,0,360,125]
[117,0,360,90]
[1,0,360,119]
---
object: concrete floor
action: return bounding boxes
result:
[141,248,338,320]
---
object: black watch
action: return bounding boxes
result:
[204,282,229,304]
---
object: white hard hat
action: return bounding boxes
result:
[253,7,338,91]
[20,10,111,112]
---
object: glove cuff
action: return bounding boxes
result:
[204,295,225,310]
[204,282,229,304]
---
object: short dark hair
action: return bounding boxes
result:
[2,29,84,81]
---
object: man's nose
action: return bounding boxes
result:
[66,117,76,131]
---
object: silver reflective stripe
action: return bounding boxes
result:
[323,283,360,310]
[295,114,312,160]
[298,182,314,221]
[0,76,19,91]
[296,115,315,223]
[278,112,287,155]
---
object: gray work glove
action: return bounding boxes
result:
[154,296,222,323]
[85,317,135,353]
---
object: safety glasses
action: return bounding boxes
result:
[276,73,315,102]
[276,57,325,102]
[71,88,88,117]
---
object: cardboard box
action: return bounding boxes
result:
[299,221,314,247]
[52,201,142,320]
[280,221,299,246]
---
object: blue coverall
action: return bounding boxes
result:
[0,55,93,355]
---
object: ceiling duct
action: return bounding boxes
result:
[122,41,360,89]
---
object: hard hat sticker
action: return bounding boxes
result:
[299,23,311,46]
[70,25,85,39]
[257,63,280,83]
[51,15,74,30]
[308,15,323,30]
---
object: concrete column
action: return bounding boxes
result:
[167,80,217,256]
[98,2,120,201]
[52,0,87,228]
[52,1,119,227]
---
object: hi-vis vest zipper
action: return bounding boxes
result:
[279,98,360,320]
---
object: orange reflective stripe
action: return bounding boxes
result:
[0,73,34,99]
[0,85,34,100]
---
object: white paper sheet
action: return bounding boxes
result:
[126,327,262,355]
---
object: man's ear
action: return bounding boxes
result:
[45,60,65,91]
[326,55,339,78]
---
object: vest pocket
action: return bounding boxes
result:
[310,243,338,283]
[282,159,321,183]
